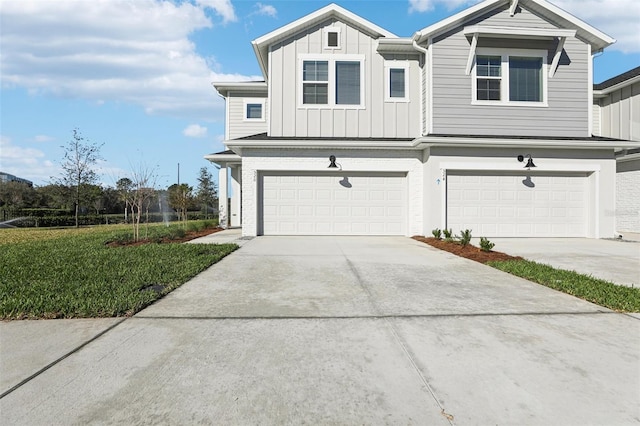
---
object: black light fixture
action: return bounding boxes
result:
[328,155,338,168]
[517,154,536,169]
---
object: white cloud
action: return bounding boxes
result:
[553,0,640,53]
[254,3,277,18]
[409,0,477,13]
[0,0,260,121]
[183,124,208,138]
[0,135,60,184]
[196,0,237,23]
[407,0,639,53]
[33,135,55,143]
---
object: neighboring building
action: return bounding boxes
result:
[593,66,640,234]
[206,0,640,238]
[0,172,33,187]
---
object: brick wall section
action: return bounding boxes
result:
[616,160,640,233]
[240,148,424,237]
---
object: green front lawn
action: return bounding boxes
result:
[0,223,237,319]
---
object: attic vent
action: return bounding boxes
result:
[324,27,341,49]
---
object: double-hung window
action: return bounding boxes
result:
[302,60,328,105]
[299,55,364,108]
[473,49,547,105]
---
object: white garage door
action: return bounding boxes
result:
[447,171,589,237]
[261,172,406,235]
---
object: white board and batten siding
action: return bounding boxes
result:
[269,18,421,139]
[599,81,640,141]
[430,4,590,137]
[447,171,589,237]
[260,172,407,235]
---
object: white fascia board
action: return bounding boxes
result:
[204,153,242,165]
[212,81,267,97]
[225,139,417,151]
[594,75,640,96]
[414,0,503,43]
[415,136,640,150]
[377,38,417,53]
[509,0,519,16]
[463,25,575,39]
[527,0,615,50]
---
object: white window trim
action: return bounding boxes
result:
[323,27,341,50]
[384,61,410,103]
[243,98,266,122]
[298,54,365,109]
[472,48,548,107]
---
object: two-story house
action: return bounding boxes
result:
[206,0,639,238]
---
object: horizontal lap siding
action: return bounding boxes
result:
[228,94,268,140]
[431,5,589,137]
[269,19,420,139]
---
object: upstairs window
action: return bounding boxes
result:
[476,56,501,101]
[243,98,265,121]
[385,62,409,102]
[299,55,364,108]
[509,57,542,102]
[473,49,547,106]
[302,60,328,104]
[335,61,360,105]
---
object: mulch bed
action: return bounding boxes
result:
[107,227,224,247]
[412,236,522,264]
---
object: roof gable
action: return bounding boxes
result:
[251,3,396,79]
[413,0,614,52]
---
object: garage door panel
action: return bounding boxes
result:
[448,172,587,237]
[262,173,406,235]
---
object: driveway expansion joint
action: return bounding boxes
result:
[0,318,127,400]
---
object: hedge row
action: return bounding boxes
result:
[5,211,219,228]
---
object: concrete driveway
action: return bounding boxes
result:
[1,235,639,425]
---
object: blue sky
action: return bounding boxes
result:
[1,0,639,189]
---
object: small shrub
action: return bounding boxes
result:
[480,237,495,252]
[168,227,186,240]
[459,229,472,247]
[443,228,454,241]
[431,228,442,239]
[186,222,199,232]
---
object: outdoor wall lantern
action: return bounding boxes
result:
[328,155,338,168]
[517,154,536,169]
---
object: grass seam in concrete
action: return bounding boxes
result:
[0,318,127,400]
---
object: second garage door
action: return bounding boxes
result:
[447,171,589,237]
[261,172,407,235]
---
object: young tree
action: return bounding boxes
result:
[168,183,193,223]
[118,166,157,241]
[195,167,217,219]
[116,177,133,222]
[56,129,103,227]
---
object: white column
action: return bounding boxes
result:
[230,165,242,227]
[218,163,228,228]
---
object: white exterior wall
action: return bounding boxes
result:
[239,148,424,236]
[599,81,640,141]
[422,147,617,238]
[616,158,640,233]
[228,93,268,140]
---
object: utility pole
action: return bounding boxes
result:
[177,163,180,185]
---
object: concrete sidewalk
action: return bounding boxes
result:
[2,236,639,424]
[485,237,640,287]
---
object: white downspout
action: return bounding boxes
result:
[412,38,429,136]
